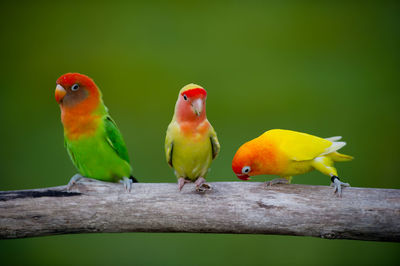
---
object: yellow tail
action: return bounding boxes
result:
[329,152,353,162]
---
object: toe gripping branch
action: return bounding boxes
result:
[330,175,350,197]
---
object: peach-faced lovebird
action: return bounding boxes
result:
[165,84,220,192]
[55,73,137,192]
[232,129,353,196]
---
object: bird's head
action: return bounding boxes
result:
[232,142,260,181]
[55,73,101,111]
[175,84,207,122]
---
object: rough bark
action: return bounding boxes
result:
[0,179,399,241]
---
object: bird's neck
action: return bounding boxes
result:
[178,119,210,137]
[61,101,105,140]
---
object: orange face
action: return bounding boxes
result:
[232,142,257,180]
[55,73,102,139]
[232,138,281,180]
[55,73,100,110]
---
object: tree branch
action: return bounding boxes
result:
[1,179,399,241]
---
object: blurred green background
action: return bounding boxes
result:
[0,1,399,265]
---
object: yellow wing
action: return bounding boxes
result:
[209,124,220,160]
[262,129,341,161]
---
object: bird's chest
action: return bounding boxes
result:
[174,122,211,159]
[174,131,210,151]
[66,131,111,162]
[172,132,212,180]
[62,112,101,140]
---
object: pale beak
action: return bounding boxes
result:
[55,84,66,103]
[191,98,203,116]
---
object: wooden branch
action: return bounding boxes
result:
[1,179,399,241]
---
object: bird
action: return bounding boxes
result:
[165,84,220,192]
[55,73,137,192]
[232,129,353,196]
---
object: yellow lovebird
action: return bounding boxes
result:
[232,129,353,196]
[165,84,220,191]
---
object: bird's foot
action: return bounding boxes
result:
[122,177,132,192]
[195,177,212,192]
[330,176,350,197]
[265,178,289,188]
[178,178,191,191]
[196,183,212,192]
[66,174,84,191]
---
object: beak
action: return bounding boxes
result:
[236,174,250,181]
[191,98,203,116]
[55,84,66,103]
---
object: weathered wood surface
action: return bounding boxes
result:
[0,179,399,241]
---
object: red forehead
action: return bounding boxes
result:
[181,88,207,98]
[56,73,94,87]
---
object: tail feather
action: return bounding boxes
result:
[322,136,353,161]
[329,152,354,162]
[325,136,342,142]
[322,141,346,155]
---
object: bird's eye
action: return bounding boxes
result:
[183,94,188,101]
[71,84,79,91]
[242,166,251,174]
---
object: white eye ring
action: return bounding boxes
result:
[242,166,251,174]
[71,84,79,91]
[183,94,188,101]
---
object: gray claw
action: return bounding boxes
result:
[67,174,83,191]
[331,176,350,197]
[123,177,132,192]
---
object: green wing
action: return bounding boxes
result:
[209,125,220,160]
[104,116,130,164]
[64,138,79,168]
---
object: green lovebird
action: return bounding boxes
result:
[55,73,137,192]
